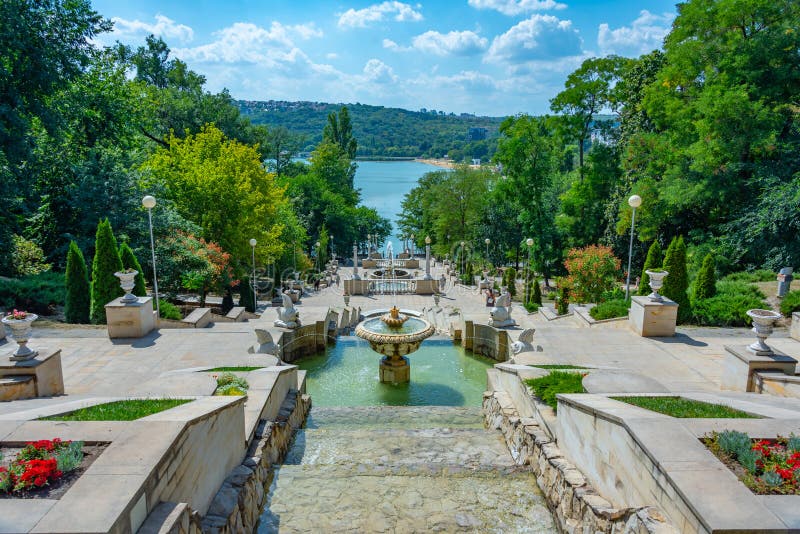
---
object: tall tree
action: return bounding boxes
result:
[323,106,357,159]
[90,219,123,324]
[64,241,90,324]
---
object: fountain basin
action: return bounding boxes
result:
[370,269,411,279]
[355,316,435,358]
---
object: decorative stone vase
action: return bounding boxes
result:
[433,294,440,306]
[645,270,668,302]
[746,309,782,355]
[114,270,139,303]
[2,314,38,360]
[344,295,351,307]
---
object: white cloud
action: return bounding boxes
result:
[111,14,194,43]
[362,59,398,83]
[326,52,339,59]
[411,30,488,56]
[468,0,566,16]
[598,10,674,56]
[338,2,423,28]
[486,14,582,64]
[382,38,406,51]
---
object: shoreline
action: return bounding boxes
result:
[414,158,456,169]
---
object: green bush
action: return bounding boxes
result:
[156,299,182,320]
[238,276,255,312]
[780,291,800,316]
[716,280,766,300]
[600,287,625,302]
[505,267,517,297]
[214,372,249,396]
[64,241,90,323]
[691,293,767,326]
[638,240,663,295]
[556,283,570,315]
[524,371,586,412]
[0,272,65,315]
[11,234,51,276]
[532,277,542,305]
[693,253,717,301]
[589,299,629,320]
[524,302,539,313]
[119,243,147,297]
[89,219,124,324]
[662,236,691,322]
[722,270,775,283]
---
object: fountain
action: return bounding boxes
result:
[355,242,435,383]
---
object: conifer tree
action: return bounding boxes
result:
[638,240,663,295]
[661,236,691,321]
[64,241,90,324]
[693,253,717,301]
[505,267,517,297]
[533,277,542,305]
[119,242,146,297]
[90,219,124,324]
[239,276,255,312]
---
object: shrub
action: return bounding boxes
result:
[11,235,51,276]
[239,276,255,312]
[693,253,717,301]
[532,277,542,305]
[0,272,65,315]
[589,299,629,320]
[64,241,90,323]
[214,372,249,396]
[524,371,586,412]
[722,270,775,283]
[119,243,146,297]
[556,282,570,315]
[691,294,767,326]
[564,245,621,304]
[89,219,124,324]
[716,280,766,300]
[661,236,691,322]
[780,290,800,316]
[638,240,663,296]
[524,302,539,313]
[505,267,517,297]
[156,299,182,320]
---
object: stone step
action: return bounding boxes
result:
[306,405,485,430]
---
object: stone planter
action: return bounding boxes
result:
[343,295,350,307]
[2,314,38,360]
[746,309,782,355]
[114,270,139,303]
[645,270,668,302]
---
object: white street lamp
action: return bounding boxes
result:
[424,235,432,280]
[410,234,415,257]
[460,241,466,277]
[525,238,534,304]
[625,194,642,299]
[484,238,490,268]
[142,195,160,320]
[352,243,360,280]
[315,241,321,272]
[330,234,335,262]
[249,238,257,310]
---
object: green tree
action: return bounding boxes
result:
[638,241,664,295]
[238,276,255,313]
[119,242,147,297]
[533,278,542,305]
[693,253,717,301]
[564,245,621,304]
[64,241,90,323]
[90,219,123,324]
[661,236,691,321]
[323,106,358,159]
[505,267,517,298]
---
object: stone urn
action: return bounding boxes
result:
[746,309,782,355]
[344,294,351,307]
[2,313,38,360]
[114,270,139,303]
[645,270,668,302]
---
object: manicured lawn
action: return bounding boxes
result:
[531,364,588,370]
[204,366,264,372]
[40,399,193,421]
[611,396,759,418]
[524,371,587,412]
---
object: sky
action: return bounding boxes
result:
[91,0,679,116]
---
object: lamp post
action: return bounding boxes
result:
[352,243,360,280]
[625,194,642,300]
[249,238,257,310]
[410,234,415,257]
[315,241,321,272]
[460,241,466,278]
[330,235,335,263]
[142,195,160,319]
[484,238,490,269]
[526,238,534,303]
[424,236,432,280]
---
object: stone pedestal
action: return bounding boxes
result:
[415,279,439,295]
[791,313,800,342]
[629,296,677,337]
[105,296,156,339]
[722,345,797,392]
[0,347,64,400]
[344,279,371,295]
[380,356,410,383]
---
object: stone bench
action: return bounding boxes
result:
[226,306,246,322]
[182,307,212,328]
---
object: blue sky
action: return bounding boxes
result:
[91,0,678,116]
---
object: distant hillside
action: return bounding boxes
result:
[237,100,506,160]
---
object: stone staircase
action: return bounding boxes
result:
[258,405,555,533]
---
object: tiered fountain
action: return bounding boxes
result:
[355,243,435,383]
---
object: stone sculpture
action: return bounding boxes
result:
[248,328,278,355]
[489,290,516,328]
[511,328,542,354]
[274,293,300,329]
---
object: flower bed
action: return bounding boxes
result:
[0,439,105,498]
[704,430,800,495]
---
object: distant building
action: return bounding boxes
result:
[467,127,488,141]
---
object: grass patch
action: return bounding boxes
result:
[722,270,775,283]
[531,364,589,369]
[40,399,192,421]
[611,396,759,418]
[524,371,586,412]
[204,366,264,372]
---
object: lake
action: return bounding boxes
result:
[354,160,439,253]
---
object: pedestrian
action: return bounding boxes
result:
[335,274,340,287]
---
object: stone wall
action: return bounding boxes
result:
[278,323,326,363]
[463,320,510,362]
[483,391,677,534]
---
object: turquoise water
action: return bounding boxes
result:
[297,337,494,407]
[354,161,438,252]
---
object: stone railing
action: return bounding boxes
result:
[369,279,417,294]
